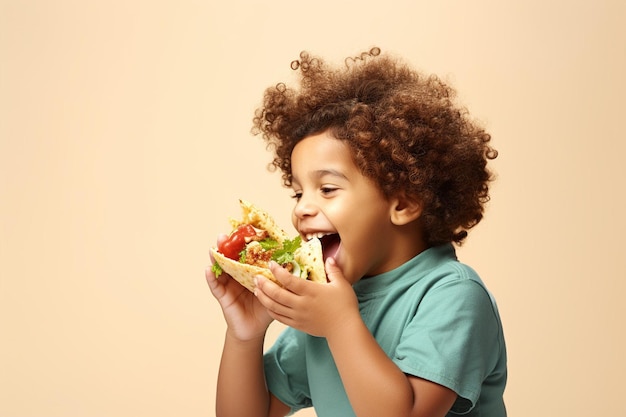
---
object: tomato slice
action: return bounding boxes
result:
[218,224,258,260]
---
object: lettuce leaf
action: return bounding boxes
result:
[272,236,302,265]
[211,262,223,277]
[259,238,280,251]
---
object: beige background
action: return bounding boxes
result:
[1,1,624,416]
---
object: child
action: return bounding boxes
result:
[206,47,507,417]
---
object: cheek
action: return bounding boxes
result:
[340,212,391,270]
[339,246,377,283]
[340,230,375,266]
[291,211,297,229]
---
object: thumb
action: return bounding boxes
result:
[324,257,345,283]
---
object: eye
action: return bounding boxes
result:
[291,191,303,201]
[320,186,338,196]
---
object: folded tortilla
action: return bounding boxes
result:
[211,200,327,292]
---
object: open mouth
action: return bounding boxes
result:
[319,234,341,261]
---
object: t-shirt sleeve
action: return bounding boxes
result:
[263,327,312,414]
[393,266,503,414]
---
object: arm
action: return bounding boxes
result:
[216,331,269,416]
[325,313,457,417]
[206,238,290,417]
[215,331,291,417]
[254,258,457,417]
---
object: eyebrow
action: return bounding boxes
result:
[312,169,349,181]
[292,169,349,186]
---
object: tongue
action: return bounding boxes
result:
[320,234,341,261]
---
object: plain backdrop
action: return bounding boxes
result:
[1,1,625,416]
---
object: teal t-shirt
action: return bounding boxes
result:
[264,244,507,416]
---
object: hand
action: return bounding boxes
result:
[205,234,273,342]
[254,257,360,338]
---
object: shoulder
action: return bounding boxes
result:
[427,260,495,305]
[434,260,484,287]
[413,247,490,296]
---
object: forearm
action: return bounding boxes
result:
[326,317,414,417]
[216,330,270,417]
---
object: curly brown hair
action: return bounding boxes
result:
[252,47,498,246]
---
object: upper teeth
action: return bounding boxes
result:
[305,232,329,241]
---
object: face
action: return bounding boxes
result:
[290,131,402,284]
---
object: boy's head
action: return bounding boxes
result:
[252,47,497,247]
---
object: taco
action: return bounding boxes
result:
[210,200,327,292]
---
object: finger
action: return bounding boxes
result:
[254,276,295,319]
[216,233,229,245]
[324,257,344,283]
[269,261,308,294]
[205,265,220,286]
[206,264,236,296]
[265,308,295,327]
[205,266,225,298]
[255,275,296,306]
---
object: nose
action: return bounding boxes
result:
[292,196,318,220]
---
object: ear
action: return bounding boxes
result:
[389,195,422,226]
